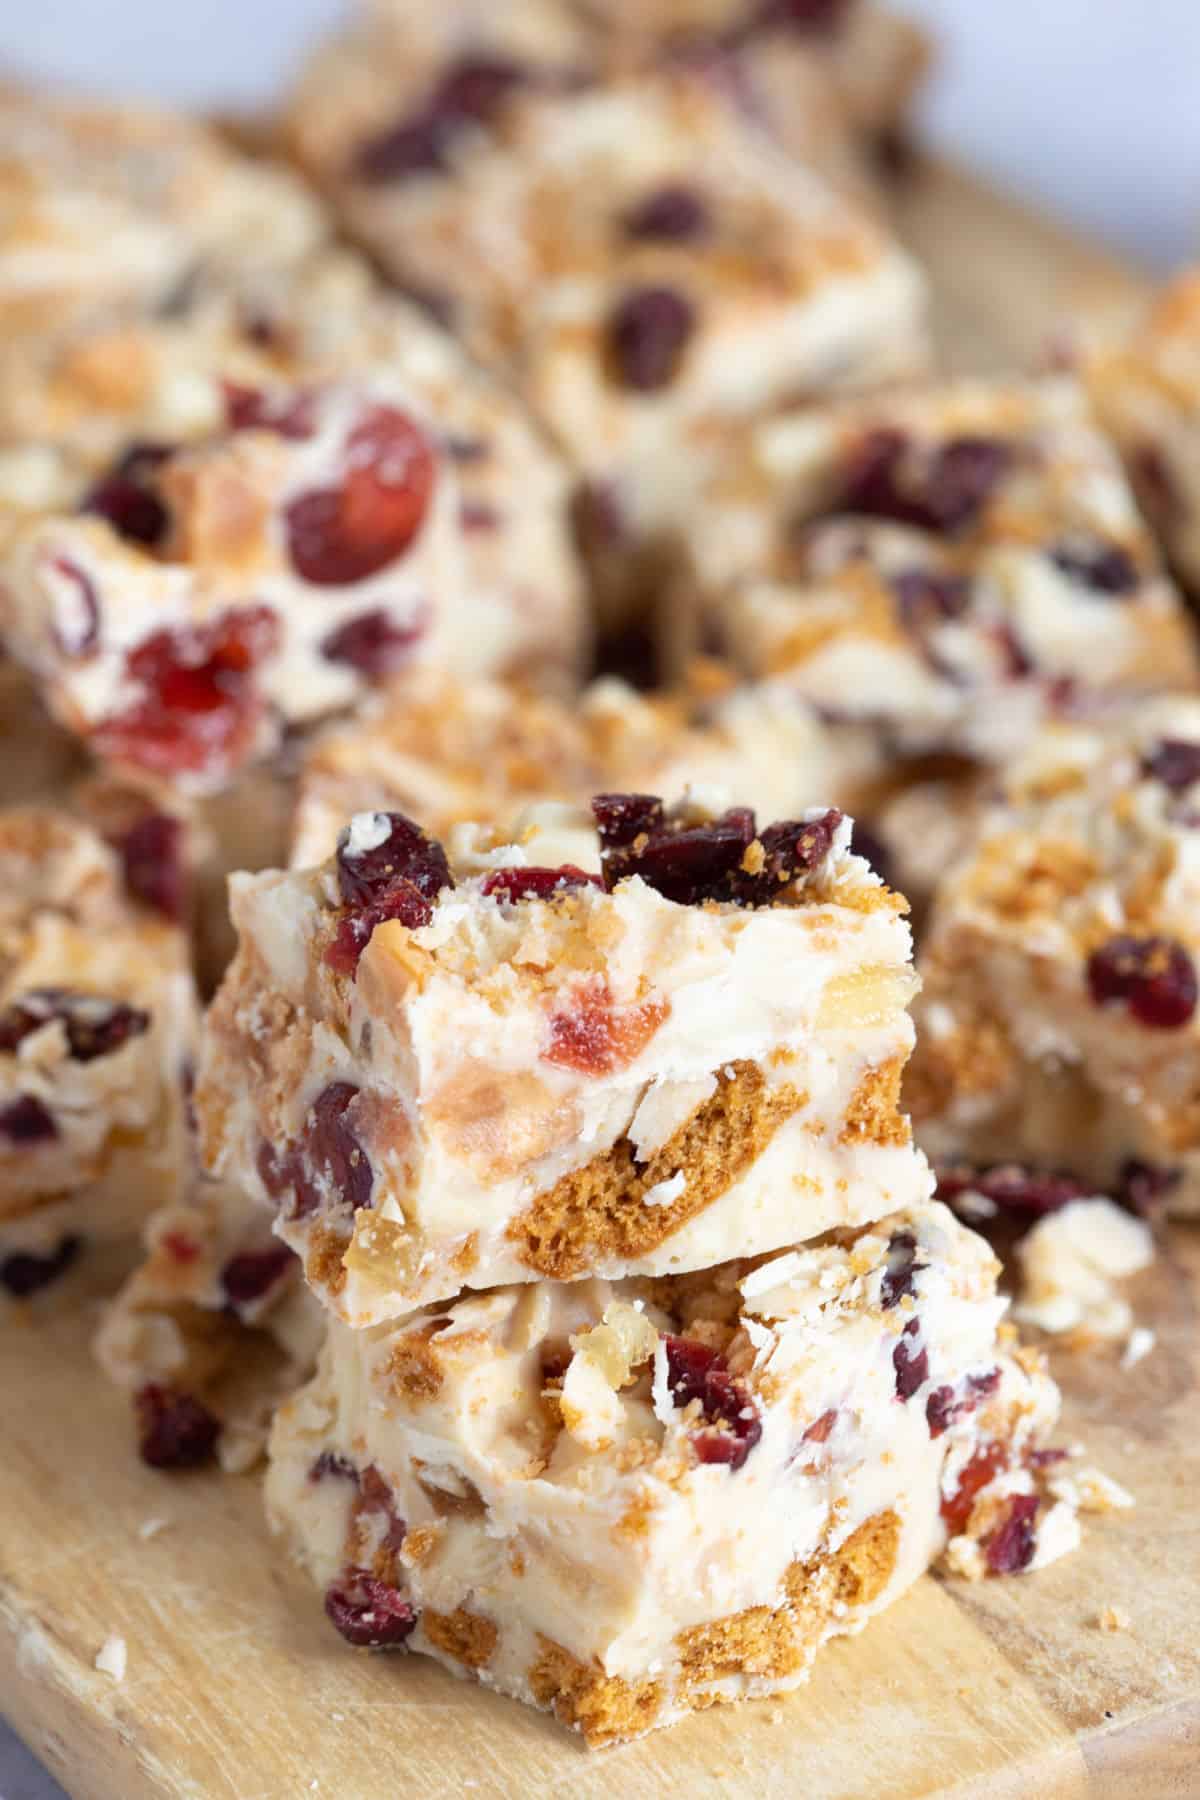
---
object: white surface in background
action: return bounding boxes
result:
[901,0,1200,270]
[0,4,1196,1795]
[0,1,1197,267]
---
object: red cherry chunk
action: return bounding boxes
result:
[94,604,279,780]
[940,1441,1006,1535]
[286,405,436,587]
[1086,934,1198,1029]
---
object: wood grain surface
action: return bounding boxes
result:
[2,164,1197,1800]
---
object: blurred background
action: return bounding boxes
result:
[0,0,1197,269]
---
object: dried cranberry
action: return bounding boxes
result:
[600,805,753,901]
[1050,540,1139,595]
[925,1368,1001,1439]
[286,406,436,587]
[1086,935,1198,1029]
[1026,1446,1070,1469]
[136,1384,220,1469]
[83,442,171,547]
[480,866,601,902]
[621,185,711,242]
[570,479,627,556]
[1119,1158,1181,1217]
[354,55,526,183]
[879,1230,920,1308]
[935,1163,1092,1220]
[607,286,696,392]
[222,382,316,440]
[337,813,451,908]
[117,812,186,922]
[664,1335,762,1471]
[892,1318,928,1402]
[320,608,426,678]
[1143,739,1200,792]
[892,568,970,629]
[0,1095,57,1144]
[298,1082,374,1216]
[325,1569,416,1648]
[839,431,1011,535]
[49,557,101,658]
[94,604,279,780]
[219,1244,294,1310]
[0,1235,80,1298]
[310,1451,357,1484]
[0,990,150,1063]
[754,811,843,889]
[591,793,665,848]
[985,1492,1039,1575]
[595,794,841,906]
[356,1463,409,1553]
[330,811,452,971]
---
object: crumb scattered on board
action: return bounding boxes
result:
[1097,1606,1131,1633]
[94,1635,127,1682]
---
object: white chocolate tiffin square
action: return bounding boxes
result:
[0,808,196,1300]
[678,377,1199,763]
[265,1199,1072,1747]
[0,347,586,796]
[909,695,1200,1217]
[0,85,327,348]
[197,796,932,1323]
[95,1173,324,1474]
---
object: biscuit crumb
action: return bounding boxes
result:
[138,1517,170,1541]
[94,1635,127,1682]
[1097,1606,1130,1633]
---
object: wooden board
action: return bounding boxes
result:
[3,164,1199,1800]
